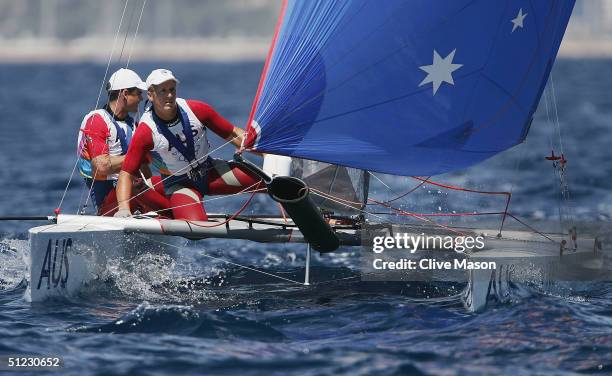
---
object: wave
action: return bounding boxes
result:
[0,238,28,291]
[74,302,285,340]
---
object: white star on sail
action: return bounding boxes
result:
[418,49,463,95]
[511,8,527,33]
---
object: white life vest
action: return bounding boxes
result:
[140,98,211,176]
[77,108,134,181]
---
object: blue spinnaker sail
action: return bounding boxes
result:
[245,0,575,176]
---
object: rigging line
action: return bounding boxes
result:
[311,186,459,227]
[545,86,564,226]
[64,0,131,214]
[132,234,304,285]
[162,135,241,184]
[125,0,147,68]
[58,158,81,214]
[202,188,265,204]
[138,188,264,220]
[278,203,288,223]
[365,207,559,241]
[366,172,466,235]
[549,75,564,154]
[99,137,240,217]
[367,198,466,236]
[123,0,147,124]
[379,176,431,205]
[117,0,137,68]
[77,182,90,215]
[184,189,257,229]
[149,183,264,219]
[96,0,131,111]
[549,75,575,223]
[309,191,388,222]
[84,1,138,211]
[506,214,555,243]
[501,141,522,234]
[369,211,507,217]
[408,174,512,233]
[371,172,456,207]
[59,186,265,235]
[316,190,463,236]
[67,0,130,214]
[82,0,142,213]
[543,83,555,151]
[310,188,363,206]
[384,176,553,241]
[368,173,478,235]
[368,171,400,198]
[56,0,170,222]
[410,176,510,196]
[313,274,360,286]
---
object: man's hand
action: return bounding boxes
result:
[114,208,131,218]
[230,127,264,157]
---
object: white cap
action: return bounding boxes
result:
[107,68,147,91]
[145,69,179,89]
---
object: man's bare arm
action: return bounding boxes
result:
[116,170,134,212]
[91,155,125,177]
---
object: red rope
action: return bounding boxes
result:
[409,176,512,234]
[375,176,431,204]
[410,176,511,197]
[314,175,558,244]
[277,202,288,223]
[367,198,466,236]
[185,189,258,228]
[313,187,487,235]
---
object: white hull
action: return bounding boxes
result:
[27,215,607,312]
[27,214,326,302]
[463,235,606,311]
[28,217,176,302]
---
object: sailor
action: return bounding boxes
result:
[114,69,262,219]
[77,68,171,216]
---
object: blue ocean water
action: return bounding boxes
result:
[0,60,611,375]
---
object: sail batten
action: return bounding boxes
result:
[246,0,575,176]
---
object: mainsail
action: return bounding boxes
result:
[245,0,575,176]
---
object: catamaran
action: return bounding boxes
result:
[23,0,609,311]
